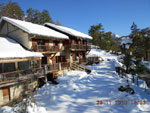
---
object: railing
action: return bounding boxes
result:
[79,58,87,64]
[32,45,58,52]
[47,63,59,72]
[71,44,86,50]
[65,44,91,51]
[61,62,70,69]
[0,67,44,83]
[86,45,91,50]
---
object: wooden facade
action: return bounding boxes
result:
[0,17,92,106]
[0,57,44,106]
[67,39,90,64]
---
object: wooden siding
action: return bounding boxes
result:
[2,87,10,102]
[52,56,56,64]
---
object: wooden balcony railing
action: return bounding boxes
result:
[32,45,58,52]
[86,45,91,50]
[79,59,87,64]
[46,63,59,72]
[61,62,70,70]
[65,44,91,51]
[0,68,44,83]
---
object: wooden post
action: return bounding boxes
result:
[44,65,47,75]
[15,62,19,80]
[59,62,61,70]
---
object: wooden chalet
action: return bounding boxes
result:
[44,23,92,64]
[0,17,93,106]
[0,17,70,75]
[0,37,43,106]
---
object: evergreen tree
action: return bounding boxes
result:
[26,8,53,24]
[141,27,150,60]
[130,22,139,39]
[130,23,144,60]
[131,22,137,33]
[88,23,119,52]
[0,1,24,20]
[40,10,53,24]
[56,20,63,25]
[88,23,104,45]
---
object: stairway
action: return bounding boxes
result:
[70,62,91,73]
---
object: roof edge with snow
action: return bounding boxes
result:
[44,23,93,40]
[0,37,43,59]
[0,16,69,40]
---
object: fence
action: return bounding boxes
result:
[120,73,150,94]
[32,45,58,52]
[61,62,70,70]
[0,67,44,83]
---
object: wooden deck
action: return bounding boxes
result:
[61,62,70,70]
[32,45,58,53]
[65,44,91,51]
[0,68,44,86]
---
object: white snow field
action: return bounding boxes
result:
[0,49,150,113]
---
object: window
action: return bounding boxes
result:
[18,61,30,70]
[0,63,2,73]
[37,39,45,46]
[56,56,60,63]
[31,60,40,68]
[4,63,15,73]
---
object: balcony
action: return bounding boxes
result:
[79,58,87,64]
[45,62,70,73]
[66,44,91,51]
[46,63,59,72]
[0,68,44,85]
[32,45,58,53]
[86,45,91,50]
[61,62,70,70]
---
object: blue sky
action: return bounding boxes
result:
[1,0,150,36]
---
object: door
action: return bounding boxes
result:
[52,56,56,64]
[45,40,49,51]
[54,41,59,50]
[42,57,47,64]
[2,87,10,102]
[32,39,37,51]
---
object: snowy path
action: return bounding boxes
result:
[1,49,150,113]
[36,58,150,113]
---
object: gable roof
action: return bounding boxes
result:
[44,23,93,40]
[0,37,43,59]
[0,17,69,39]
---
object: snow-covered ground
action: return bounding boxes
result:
[1,49,150,113]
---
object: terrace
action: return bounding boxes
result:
[32,45,58,53]
[66,44,91,51]
[0,67,44,87]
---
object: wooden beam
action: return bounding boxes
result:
[0,57,41,63]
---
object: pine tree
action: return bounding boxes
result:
[40,10,53,24]
[141,27,150,60]
[56,20,63,25]
[88,23,104,45]
[0,1,24,20]
[26,8,53,24]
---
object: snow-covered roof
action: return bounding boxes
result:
[0,17,69,39]
[44,23,93,40]
[0,37,43,59]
